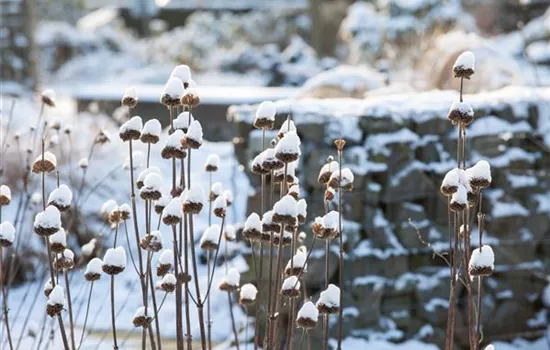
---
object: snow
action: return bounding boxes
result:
[224,225,236,241]
[138,166,161,185]
[298,65,384,96]
[34,206,62,231]
[123,86,137,100]
[442,168,460,187]
[317,284,340,308]
[214,195,227,210]
[162,273,177,286]
[205,154,220,168]
[162,198,183,219]
[50,228,66,245]
[451,185,467,205]
[319,161,339,177]
[165,129,185,148]
[469,245,495,270]
[0,222,15,243]
[296,199,307,217]
[47,184,73,207]
[273,195,297,216]
[173,112,194,131]
[485,345,495,350]
[278,119,296,136]
[81,238,97,256]
[159,249,173,265]
[42,89,56,102]
[460,116,532,139]
[282,276,300,291]
[297,301,318,320]
[323,211,340,230]
[492,201,529,218]
[449,101,473,116]
[119,116,143,134]
[466,160,491,183]
[211,182,223,197]
[182,186,205,205]
[33,151,58,169]
[78,157,89,168]
[143,173,163,191]
[150,230,163,246]
[62,248,74,261]
[186,120,203,143]
[171,65,192,83]
[201,225,221,246]
[275,131,301,156]
[338,337,439,350]
[85,258,103,275]
[329,168,354,188]
[255,101,276,121]
[286,251,307,271]
[508,174,537,188]
[101,199,118,217]
[163,77,185,99]
[47,285,65,306]
[103,246,127,268]
[244,213,261,231]
[0,185,11,201]
[134,306,146,318]
[453,51,475,71]
[142,119,162,137]
[223,268,241,287]
[223,190,233,204]
[240,283,258,300]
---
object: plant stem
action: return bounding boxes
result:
[0,248,13,350]
[147,252,162,350]
[110,275,118,349]
[188,213,207,350]
[63,269,76,350]
[336,148,344,350]
[228,291,240,350]
[77,282,94,350]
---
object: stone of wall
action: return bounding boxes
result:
[228,86,550,348]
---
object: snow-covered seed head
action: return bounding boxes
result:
[182,186,205,214]
[469,245,495,277]
[273,229,292,246]
[84,258,103,281]
[160,273,177,293]
[275,131,301,163]
[200,225,221,250]
[277,119,297,140]
[449,185,468,212]
[102,246,127,275]
[171,65,192,85]
[239,283,258,305]
[261,210,279,235]
[140,119,162,144]
[44,279,54,297]
[328,168,354,191]
[41,89,56,107]
[281,276,300,297]
[34,206,61,237]
[224,225,236,242]
[296,301,318,329]
[0,185,11,205]
[78,158,89,169]
[251,153,269,175]
[140,173,163,201]
[157,249,173,277]
[47,185,73,212]
[117,203,131,221]
[325,187,335,201]
[273,161,296,184]
[316,284,340,314]
[223,190,233,207]
[161,77,184,107]
[100,200,118,220]
[50,228,67,253]
[154,192,170,214]
[296,198,307,224]
[447,102,474,126]
[298,231,306,243]
[209,182,223,201]
[181,88,200,108]
[213,195,227,218]
[81,238,97,257]
[140,231,164,252]
[441,168,460,196]
[132,306,152,328]
[182,120,203,149]
[285,250,307,277]
[254,101,276,130]
[46,285,65,317]
[94,129,111,145]
[0,222,15,247]
[32,151,57,173]
[121,86,138,108]
[119,116,143,142]
[162,130,187,159]
[318,160,339,185]
[173,112,194,133]
[243,213,262,242]
[312,217,326,239]
[272,195,298,226]
[205,154,220,172]
[260,148,284,171]
[162,197,183,225]
[49,118,62,131]
[466,160,491,188]
[288,184,300,199]
[108,206,125,225]
[56,249,75,270]
[219,268,240,292]
[453,51,475,79]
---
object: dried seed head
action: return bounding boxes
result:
[0,185,11,206]
[94,129,111,145]
[121,87,138,108]
[0,221,15,248]
[32,152,57,173]
[453,51,475,79]
[334,139,346,151]
[41,89,56,107]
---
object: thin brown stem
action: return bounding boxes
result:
[110,275,118,349]
[0,248,13,350]
[228,291,240,350]
[77,281,94,350]
[63,269,76,350]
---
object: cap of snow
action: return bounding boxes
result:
[119,203,131,216]
[200,225,220,246]
[453,51,475,71]
[0,222,15,243]
[262,210,274,225]
[142,119,162,137]
[317,284,340,308]
[85,258,102,275]
[182,186,205,205]
[275,131,301,156]
[286,251,307,271]
[442,168,460,188]
[213,195,227,210]
[466,160,491,182]
[165,129,184,148]
[298,231,306,241]
[244,213,262,231]
[78,158,88,168]
[273,195,297,216]
[323,211,339,230]
[133,306,147,319]
[319,161,339,176]
[223,190,233,204]
[297,301,318,321]
[449,102,473,116]
[279,119,296,136]
[156,192,171,208]
[171,65,191,83]
[159,249,173,265]
[50,228,66,245]
[240,284,258,300]
[103,246,127,268]
[163,77,184,99]
[60,249,74,264]
[34,206,61,231]
[81,238,97,256]
[44,279,53,293]
[143,173,163,191]
[451,185,468,205]
[469,245,495,270]
[296,199,307,217]
[150,230,163,246]
[0,185,11,201]
[205,154,220,168]
[224,225,236,241]
[33,152,57,168]
[48,185,73,207]
[484,345,494,350]
[223,268,241,287]
[329,168,354,187]
[211,182,223,197]
[42,89,56,103]
[173,112,194,131]
[282,276,300,291]
[101,200,118,217]
[255,101,276,121]
[162,273,177,285]
[120,116,143,134]
[185,120,203,143]
[47,285,65,306]
[162,198,183,220]
[123,86,137,100]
